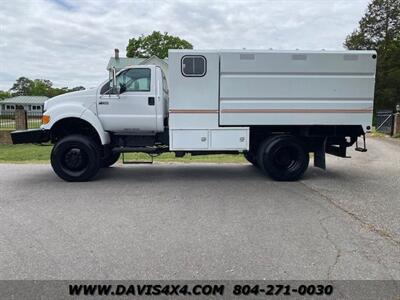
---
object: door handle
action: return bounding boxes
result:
[148,97,155,106]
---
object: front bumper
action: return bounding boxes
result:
[11,129,50,144]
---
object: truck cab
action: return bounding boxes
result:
[11,65,170,182]
[97,65,168,134]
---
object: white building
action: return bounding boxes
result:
[0,96,48,115]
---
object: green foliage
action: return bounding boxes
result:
[9,77,33,96]
[29,79,52,96]
[8,77,85,98]
[0,90,11,100]
[344,0,400,110]
[126,31,193,59]
[0,144,52,162]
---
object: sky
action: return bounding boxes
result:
[0,0,370,91]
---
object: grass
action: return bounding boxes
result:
[0,144,52,162]
[0,144,246,163]
[370,131,388,138]
[369,127,390,138]
[0,119,16,130]
[0,128,15,131]
[369,127,400,139]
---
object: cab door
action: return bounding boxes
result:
[97,67,157,133]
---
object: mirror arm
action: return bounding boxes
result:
[112,67,120,97]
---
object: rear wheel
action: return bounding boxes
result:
[257,135,309,181]
[101,152,120,168]
[244,151,258,167]
[51,134,100,182]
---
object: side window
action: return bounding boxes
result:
[119,68,151,92]
[100,80,111,95]
[181,55,206,77]
[100,68,151,94]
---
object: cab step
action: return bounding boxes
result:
[121,153,153,164]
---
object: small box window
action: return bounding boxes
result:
[181,55,206,77]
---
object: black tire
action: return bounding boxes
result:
[101,152,120,168]
[51,134,101,182]
[257,135,309,181]
[244,151,258,167]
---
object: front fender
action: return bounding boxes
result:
[80,109,110,145]
[42,104,110,145]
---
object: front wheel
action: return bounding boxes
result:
[101,152,120,168]
[51,134,101,182]
[257,135,309,181]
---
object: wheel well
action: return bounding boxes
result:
[50,118,101,145]
[248,125,364,153]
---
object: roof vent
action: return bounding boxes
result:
[343,54,358,61]
[240,53,255,60]
[292,54,307,60]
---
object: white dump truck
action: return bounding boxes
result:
[11,50,377,182]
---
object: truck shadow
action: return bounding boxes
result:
[302,166,348,181]
[19,163,347,185]
[96,164,265,182]
[95,164,344,183]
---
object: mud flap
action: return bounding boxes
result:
[314,137,327,170]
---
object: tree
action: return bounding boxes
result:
[9,77,33,96]
[30,79,53,96]
[7,77,85,98]
[69,86,85,92]
[344,0,400,110]
[0,90,11,100]
[126,31,193,59]
[46,86,84,97]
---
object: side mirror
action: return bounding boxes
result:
[111,67,120,96]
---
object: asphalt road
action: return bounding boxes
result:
[0,137,399,280]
